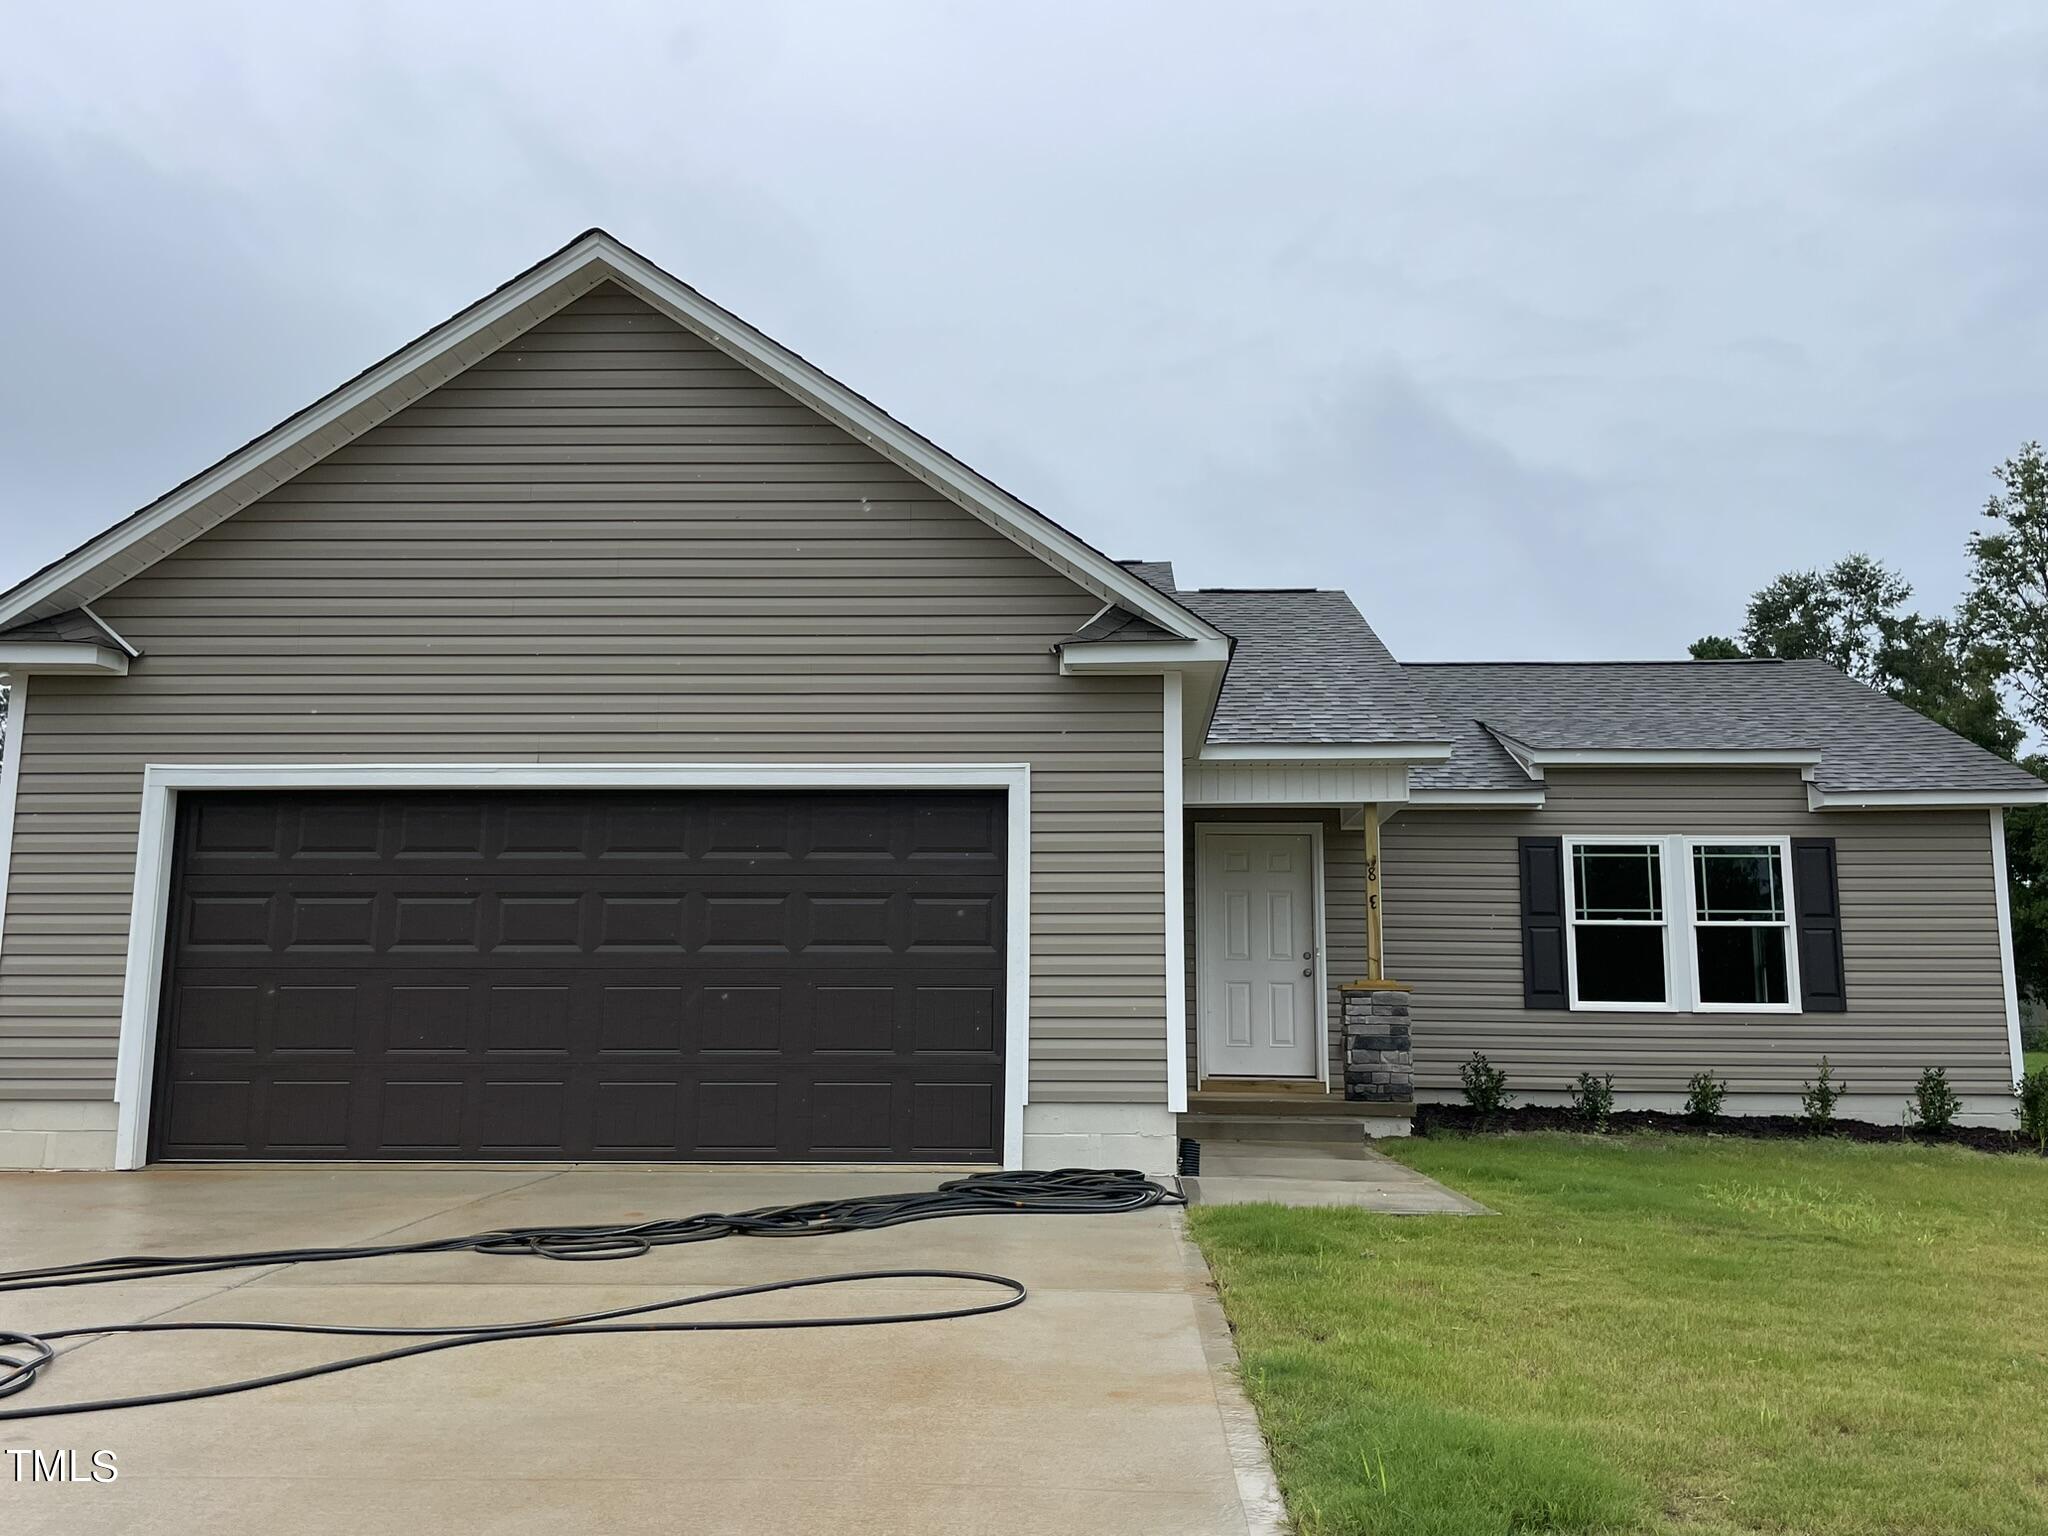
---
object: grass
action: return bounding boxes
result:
[1190,1133,2048,1535]
[2027,1048,2046,1076]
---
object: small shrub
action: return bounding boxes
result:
[1800,1057,1845,1132]
[2016,1065,2048,1152]
[1683,1070,1727,1122]
[1907,1066,1962,1134]
[1569,1071,1615,1132]
[1459,1052,1514,1117]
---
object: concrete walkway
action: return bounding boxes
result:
[0,1166,1281,1536]
[1183,1140,1490,1212]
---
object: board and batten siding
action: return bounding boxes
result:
[0,284,1168,1107]
[1380,768,2014,1098]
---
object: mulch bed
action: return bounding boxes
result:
[1415,1101,2041,1156]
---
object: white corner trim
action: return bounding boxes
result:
[2,231,1224,647]
[1403,787,1548,809]
[0,676,25,969]
[1162,675,1188,1114]
[1197,742,1453,764]
[1991,807,2024,1088]
[77,603,142,659]
[1807,784,2048,811]
[0,641,129,676]
[1057,637,1231,674]
[111,762,1034,1171]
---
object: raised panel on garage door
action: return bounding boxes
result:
[150,789,1006,1162]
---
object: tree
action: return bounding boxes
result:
[1688,634,1744,660]
[1962,440,2048,738]
[1722,554,1913,683]
[1876,614,2021,758]
[1692,553,2024,754]
[2006,771,2048,1006]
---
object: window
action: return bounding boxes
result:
[1689,841,1794,1008]
[1558,835,1804,1014]
[1568,841,1669,1005]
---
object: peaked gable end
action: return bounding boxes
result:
[0,232,1216,643]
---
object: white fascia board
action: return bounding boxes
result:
[0,642,129,677]
[1057,637,1230,674]
[1198,741,1453,764]
[1405,787,1548,808]
[77,603,142,658]
[1519,747,1824,769]
[592,238,1223,645]
[1,230,1225,648]
[1806,784,2048,811]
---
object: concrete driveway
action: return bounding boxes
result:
[0,1166,1276,1535]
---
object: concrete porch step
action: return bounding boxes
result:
[1185,1091,1415,1118]
[1178,1113,1381,1145]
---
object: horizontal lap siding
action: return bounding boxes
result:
[1380,768,2012,1097]
[0,285,1167,1104]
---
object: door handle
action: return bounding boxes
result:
[1302,966,1313,977]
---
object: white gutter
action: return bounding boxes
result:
[1806,785,2048,811]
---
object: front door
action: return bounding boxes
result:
[1198,829,1320,1079]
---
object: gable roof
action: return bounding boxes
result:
[1164,585,1447,749]
[0,230,1221,645]
[1406,659,2048,801]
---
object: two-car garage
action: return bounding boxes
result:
[147,788,1009,1163]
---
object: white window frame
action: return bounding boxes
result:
[1562,834,1683,1013]
[1559,833,1805,1016]
[1682,834,1802,1015]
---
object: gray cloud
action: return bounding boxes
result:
[1,1,2044,659]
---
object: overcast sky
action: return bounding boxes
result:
[2,2,2044,659]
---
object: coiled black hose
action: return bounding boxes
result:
[0,1166,1183,1420]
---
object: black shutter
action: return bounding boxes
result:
[1791,838,1847,1013]
[1518,836,1568,1009]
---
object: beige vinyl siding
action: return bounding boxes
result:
[0,284,1168,1104]
[1380,768,2014,1098]
[1182,808,1368,1087]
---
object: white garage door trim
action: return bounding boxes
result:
[114,762,1033,1170]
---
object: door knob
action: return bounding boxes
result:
[1301,966,1313,977]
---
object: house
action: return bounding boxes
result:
[0,231,2038,1174]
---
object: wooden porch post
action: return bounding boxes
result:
[1363,802,1385,982]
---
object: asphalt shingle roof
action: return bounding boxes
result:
[1174,589,1447,745]
[1405,659,2046,796]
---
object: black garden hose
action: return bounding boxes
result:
[0,1166,1183,1420]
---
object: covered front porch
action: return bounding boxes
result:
[1176,797,1415,1149]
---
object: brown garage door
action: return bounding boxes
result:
[150,789,1006,1162]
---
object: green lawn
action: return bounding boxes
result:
[1191,1133,2048,1536]
[2028,1049,2046,1076]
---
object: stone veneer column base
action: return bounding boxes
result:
[1022,1103,1177,1173]
[0,1101,119,1170]
[1342,981,1414,1104]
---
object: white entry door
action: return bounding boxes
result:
[1198,829,1320,1079]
